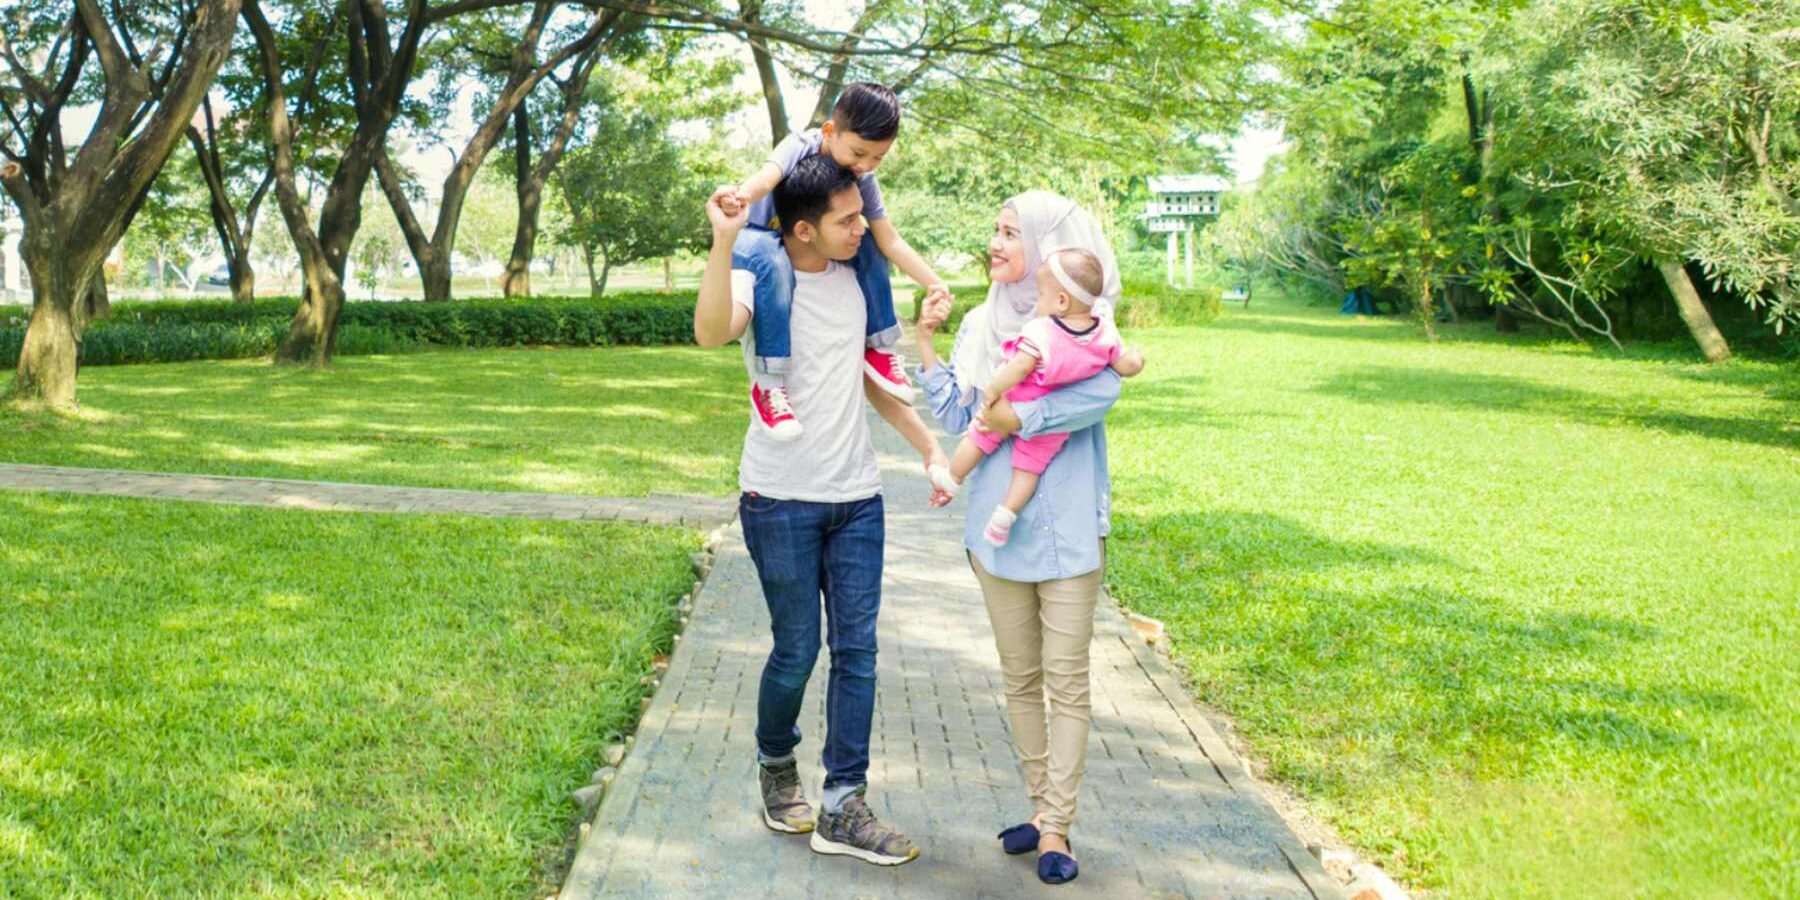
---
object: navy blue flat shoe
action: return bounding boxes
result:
[997,823,1039,855]
[1037,843,1078,885]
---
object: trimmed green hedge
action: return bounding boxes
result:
[0,292,696,368]
[910,279,1220,335]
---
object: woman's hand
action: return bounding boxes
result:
[917,293,952,334]
[975,396,1021,438]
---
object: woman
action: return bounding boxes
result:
[913,191,1123,885]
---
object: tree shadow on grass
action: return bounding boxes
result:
[1310,365,1799,451]
[1108,508,1727,785]
[1211,310,1430,346]
[0,347,749,495]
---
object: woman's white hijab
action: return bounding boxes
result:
[950,190,1120,404]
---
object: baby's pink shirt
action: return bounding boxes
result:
[999,315,1123,404]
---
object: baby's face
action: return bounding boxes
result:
[1034,265,1069,318]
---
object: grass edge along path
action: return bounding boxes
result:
[1103,296,1799,899]
[0,490,701,898]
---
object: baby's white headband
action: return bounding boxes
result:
[1046,252,1097,306]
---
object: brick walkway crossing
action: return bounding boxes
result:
[0,463,736,527]
[560,418,1341,899]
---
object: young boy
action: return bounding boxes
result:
[713,82,953,441]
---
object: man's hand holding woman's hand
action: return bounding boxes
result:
[923,448,953,507]
[916,292,953,335]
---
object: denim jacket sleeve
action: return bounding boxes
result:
[1014,368,1122,439]
[916,324,977,436]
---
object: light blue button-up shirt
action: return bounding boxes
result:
[916,332,1122,583]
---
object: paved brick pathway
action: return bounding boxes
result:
[561,417,1341,899]
[0,463,735,527]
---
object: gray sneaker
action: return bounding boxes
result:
[809,788,920,866]
[758,759,815,834]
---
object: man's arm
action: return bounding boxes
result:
[865,382,953,506]
[694,193,752,347]
[868,217,950,305]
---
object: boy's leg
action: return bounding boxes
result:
[738,494,828,768]
[851,231,902,350]
[732,226,795,381]
[851,232,912,399]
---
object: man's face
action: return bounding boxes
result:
[797,185,867,261]
[820,121,893,177]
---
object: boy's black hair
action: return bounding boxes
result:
[831,82,900,141]
[772,155,860,236]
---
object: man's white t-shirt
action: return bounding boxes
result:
[733,262,881,502]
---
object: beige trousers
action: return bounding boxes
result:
[969,551,1103,838]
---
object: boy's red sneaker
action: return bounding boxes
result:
[863,348,915,402]
[752,383,803,442]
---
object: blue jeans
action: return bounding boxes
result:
[738,492,884,789]
[731,225,901,375]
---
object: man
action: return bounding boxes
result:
[694,155,951,866]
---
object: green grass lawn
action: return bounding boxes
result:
[1105,296,1799,898]
[0,346,747,497]
[0,491,698,897]
[4,292,1795,897]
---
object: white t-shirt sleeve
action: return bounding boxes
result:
[731,268,756,315]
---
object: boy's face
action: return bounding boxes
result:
[820,119,893,177]
[794,185,867,261]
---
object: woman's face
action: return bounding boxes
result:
[988,207,1027,284]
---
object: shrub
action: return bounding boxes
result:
[0,292,697,368]
[910,279,1220,336]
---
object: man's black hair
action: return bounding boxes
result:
[831,82,900,141]
[772,155,859,236]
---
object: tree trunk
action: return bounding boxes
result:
[502,104,536,298]
[804,1,886,128]
[1495,306,1519,332]
[596,257,611,297]
[1417,279,1437,340]
[742,1,790,144]
[663,256,673,293]
[82,271,110,322]
[582,244,600,296]
[1658,260,1731,362]
[420,253,453,304]
[229,257,256,303]
[7,240,83,410]
[276,269,346,366]
[502,177,543,299]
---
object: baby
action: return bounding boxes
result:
[930,248,1145,545]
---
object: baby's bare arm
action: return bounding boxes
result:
[986,350,1039,399]
[1113,348,1146,378]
